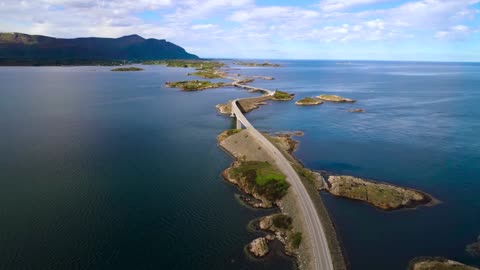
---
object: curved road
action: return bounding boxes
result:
[231,97,334,270]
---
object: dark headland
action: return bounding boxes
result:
[0,32,198,65]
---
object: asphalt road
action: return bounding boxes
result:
[232,98,334,270]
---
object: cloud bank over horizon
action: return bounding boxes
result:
[1,0,479,61]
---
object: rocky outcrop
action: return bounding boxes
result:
[248,237,270,257]
[216,96,272,115]
[316,94,355,103]
[409,257,479,270]
[466,235,480,257]
[348,108,365,113]
[217,129,241,143]
[222,161,290,208]
[272,90,294,101]
[215,103,232,114]
[326,174,433,210]
[271,132,302,153]
[295,97,324,106]
[257,214,302,255]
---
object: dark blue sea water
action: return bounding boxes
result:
[0,61,479,270]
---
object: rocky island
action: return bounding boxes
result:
[295,97,324,106]
[273,90,295,101]
[348,108,365,113]
[408,257,479,270]
[165,80,231,91]
[317,94,355,103]
[325,174,434,210]
[111,67,144,72]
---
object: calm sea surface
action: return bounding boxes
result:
[0,61,479,270]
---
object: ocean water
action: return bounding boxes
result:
[0,61,479,270]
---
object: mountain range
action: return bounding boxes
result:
[0,32,199,65]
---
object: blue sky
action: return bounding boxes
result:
[1,0,479,61]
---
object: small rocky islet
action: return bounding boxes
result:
[317,94,356,103]
[295,97,324,106]
[324,174,434,210]
[111,67,144,72]
[408,257,479,270]
[272,90,294,101]
[348,108,365,113]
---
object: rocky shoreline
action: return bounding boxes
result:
[408,257,479,270]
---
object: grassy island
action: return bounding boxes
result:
[316,94,355,103]
[111,67,144,72]
[295,97,324,106]
[165,80,230,91]
[272,90,294,101]
[228,161,290,202]
[189,70,223,79]
[235,62,280,67]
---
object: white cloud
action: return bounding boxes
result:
[318,0,391,11]
[0,0,479,58]
[435,24,473,40]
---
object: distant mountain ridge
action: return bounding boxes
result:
[0,32,199,65]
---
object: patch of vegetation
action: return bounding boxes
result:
[273,90,294,101]
[294,165,317,184]
[235,62,280,67]
[230,161,290,201]
[111,67,144,72]
[291,232,302,249]
[217,129,242,142]
[272,214,292,230]
[165,80,230,91]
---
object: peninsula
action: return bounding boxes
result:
[0,32,198,65]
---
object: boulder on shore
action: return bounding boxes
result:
[248,237,269,257]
